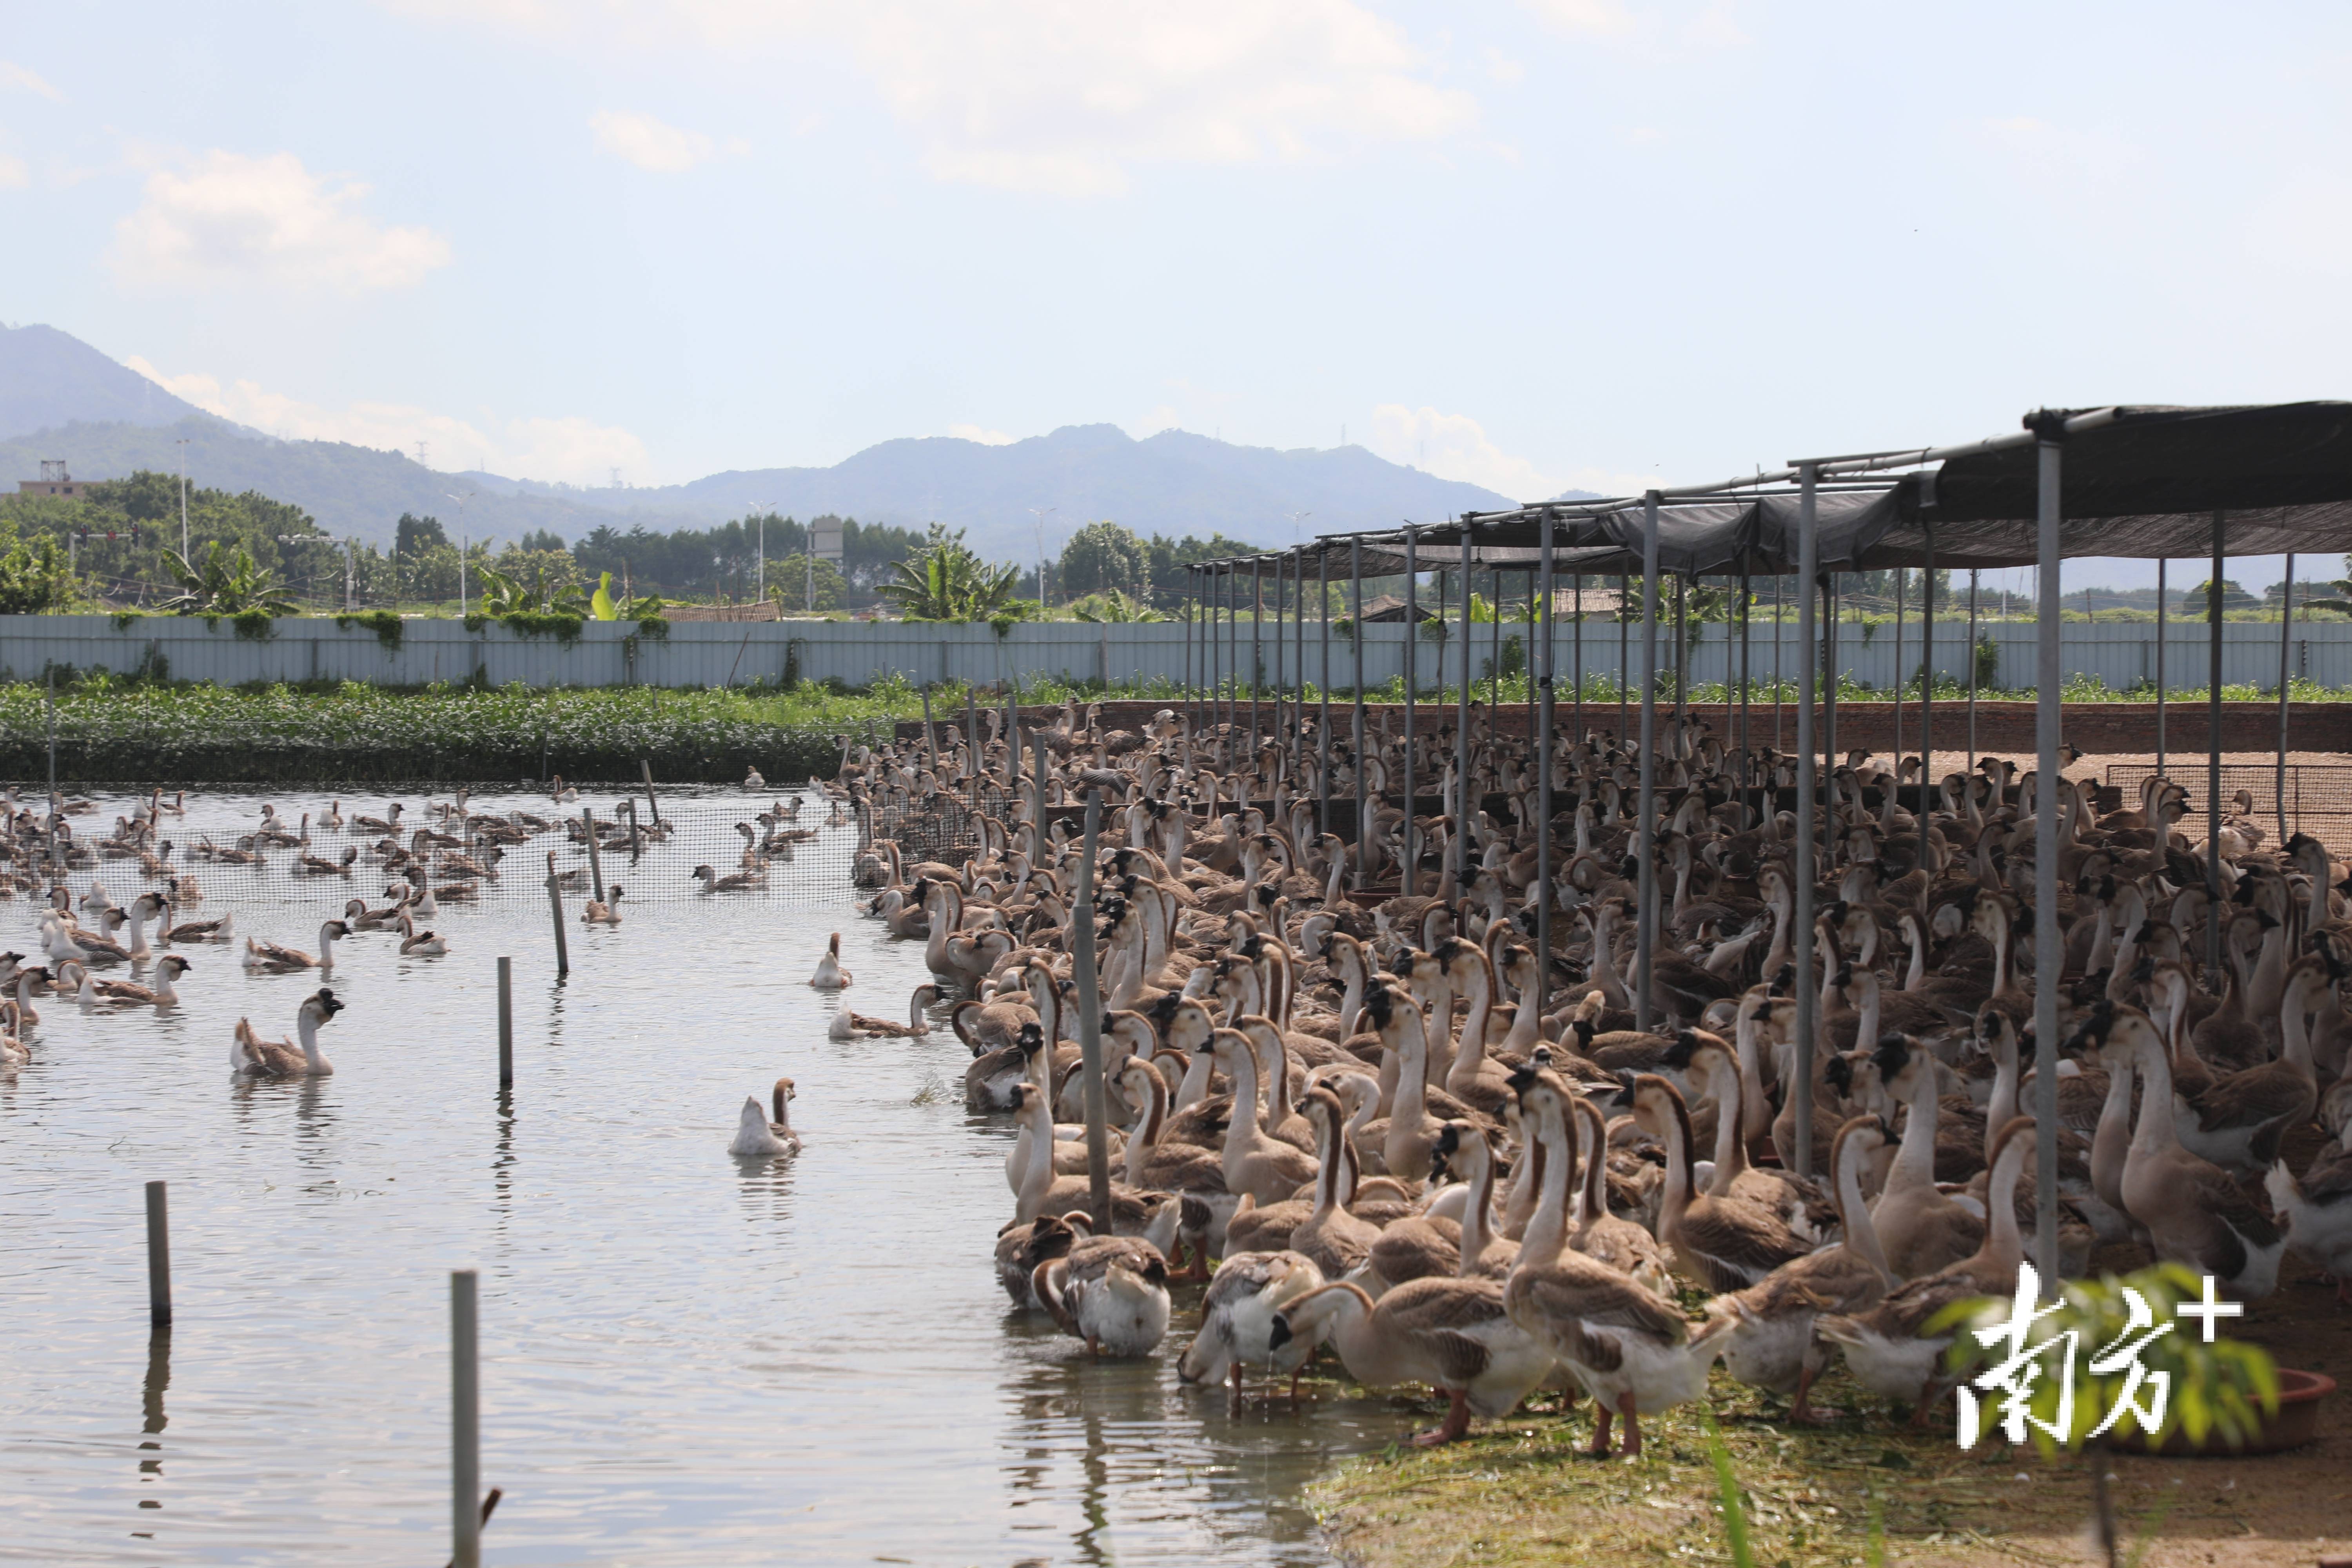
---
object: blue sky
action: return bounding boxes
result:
[2,1,2348,591]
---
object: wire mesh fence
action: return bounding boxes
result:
[2,785,866,913]
[855,781,1018,871]
[2104,762,2352,855]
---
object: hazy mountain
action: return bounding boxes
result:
[2,323,1533,554]
[0,323,206,437]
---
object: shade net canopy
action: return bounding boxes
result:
[1282,403,2352,577]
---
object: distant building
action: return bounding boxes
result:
[17,459,83,499]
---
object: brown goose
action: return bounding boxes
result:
[1632,1074,1809,1293]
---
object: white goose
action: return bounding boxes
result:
[730,1078,802,1156]
[809,933,853,989]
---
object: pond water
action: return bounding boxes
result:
[0,789,1412,1567]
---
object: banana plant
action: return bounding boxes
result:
[162,541,299,616]
[585,570,661,620]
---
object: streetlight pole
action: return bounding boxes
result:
[1029,506,1057,609]
[446,492,475,609]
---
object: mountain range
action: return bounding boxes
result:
[0,323,1547,555]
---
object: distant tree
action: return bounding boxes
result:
[2182,578,2261,613]
[878,525,1024,621]
[1071,588,1162,622]
[396,513,450,556]
[517,528,567,554]
[0,522,77,613]
[1059,521,1148,599]
[1142,530,1270,608]
[767,554,848,612]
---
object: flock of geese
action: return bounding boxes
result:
[771,699,2352,1452]
[0,774,828,1079]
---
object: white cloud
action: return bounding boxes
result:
[947,423,1016,445]
[1519,0,1635,37]
[590,108,729,172]
[1681,2,1749,49]
[110,149,450,292]
[0,60,64,100]
[0,151,25,189]
[389,1,1478,197]
[125,357,648,487]
[1370,403,1657,502]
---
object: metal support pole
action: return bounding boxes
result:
[545,852,569,979]
[1967,569,1980,776]
[1456,521,1475,895]
[1893,566,1905,771]
[1572,570,1583,741]
[2209,513,2225,980]
[2279,553,2295,846]
[1792,463,1820,1180]
[639,759,662,827]
[1920,525,1934,866]
[1319,546,1332,836]
[966,685,982,817]
[1251,564,1263,764]
[1536,514,1555,1013]
[1295,548,1309,783]
[1184,567,1197,736]
[2156,559,2167,779]
[1824,577,1839,783]
[2031,423,2064,1287]
[497,956,513,1088]
[1403,528,1419,887]
[920,687,936,772]
[145,1180,172,1328]
[1738,569,1752,798]
[452,1268,481,1568]
[1617,574,1629,743]
[1352,538,1367,891]
[1774,572,1785,750]
[1672,572,1688,718]
[1072,790,1111,1235]
[582,808,604,903]
[1634,491,1661,1034]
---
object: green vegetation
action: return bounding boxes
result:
[161,541,299,615]
[0,521,77,613]
[0,677,919,785]
[877,525,1030,621]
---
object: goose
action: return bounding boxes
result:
[160,907,233,944]
[352,802,404,835]
[229,989,345,1076]
[1210,1027,1321,1205]
[693,862,764,894]
[2076,1001,2284,1299]
[1863,1034,1987,1279]
[728,1078,802,1156]
[397,912,448,957]
[75,954,192,1009]
[808,933,853,989]
[1567,1096,1674,1298]
[1289,1085,1385,1279]
[1178,1250,1328,1399]
[345,896,400,931]
[582,884,624,924]
[744,765,767,790]
[1269,1271,1554,1446]
[1710,1113,1893,1421]
[995,1211,1083,1310]
[1032,1234,1173,1356]
[320,799,345,831]
[1117,1058,1236,1275]
[245,920,350,973]
[1817,1115,2034,1419]
[2169,951,2325,1173]
[1632,1074,1809,1292]
[1501,1064,1730,1459]
[1008,1083,1183,1254]
[0,1030,23,1067]
[2266,1127,2352,1306]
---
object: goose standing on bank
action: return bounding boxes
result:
[730,1078,803,1156]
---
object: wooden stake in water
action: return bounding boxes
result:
[638,759,662,827]
[544,852,569,979]
[1070,789,1111,1235]
[496,957,513,1089]
[621,799,641,857]
[581,808,604,903]
[450,1268,481,1568]
[144,1180,172,1328]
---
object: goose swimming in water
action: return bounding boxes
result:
[397,912,448,956]
[693,863,764,894]
[230,989,345,1076]
[744,766,766,790]
[809,933,852,989]
[245,920,350,973]
[729,1078,802,1156]
[73,954,192,1009]
[582,884,624,924]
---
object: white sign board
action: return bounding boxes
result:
[812,518,844,563]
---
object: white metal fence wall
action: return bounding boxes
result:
[0,613,2344,693]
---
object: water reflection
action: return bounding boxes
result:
[132,1328,170,1538]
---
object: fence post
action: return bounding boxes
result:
[451,1268,481,1568]
[544,852,570,979]
[496,956,513,1089]
[145,1180,171,1328]
[622,799,641,857]
[638,760,662,827]
[581,808,604,903]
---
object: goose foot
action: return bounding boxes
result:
[1410,1389,1473,1446]
[1788,1366,1835,1426]
[1288,1369,1308,1404]
[1585,1403,1615,1459]
[1616,1396,1644,1460]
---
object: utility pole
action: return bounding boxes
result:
[751,501,773,606]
